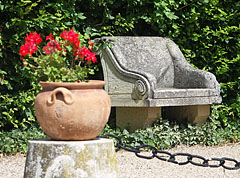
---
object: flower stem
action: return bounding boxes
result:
[28,62,38,69]
[70,57,74,70]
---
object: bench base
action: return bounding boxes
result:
[116,107,161,132]
[164,105,210,125]
[116,105,210,132]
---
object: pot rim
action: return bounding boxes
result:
[40,80,105,89]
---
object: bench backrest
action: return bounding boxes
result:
[108,37,175,88]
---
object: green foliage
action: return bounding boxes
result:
[101,113,240,150]
[36,54,93,82]
[0,0,239,136]
[0,88,39,130]
[0,125,46,154]
[1,108,239,155]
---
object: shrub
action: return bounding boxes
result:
[0,125,46,154]
[0,0,239,130]
[101,113,240,150]
[0,88,39,130]
[1,111,239,154]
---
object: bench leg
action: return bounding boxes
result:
[164,105,210,125]
[116,107,162,132]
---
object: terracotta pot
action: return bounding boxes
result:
[34,80,111,140]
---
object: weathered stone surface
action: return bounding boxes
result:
[97,36,222,130]
[97,36,222,106]
[153,88,219,99]
[24,138,118,178]
[116,107,161,132]
[164,105,210,125]
[107,37,175,89]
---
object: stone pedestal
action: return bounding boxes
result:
[164,105,210,125]
[116,107,161,132]
[24,138,118,178]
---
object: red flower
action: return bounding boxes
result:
[28,42,38,55]
[46,33,54,41]
[25,32,42,45]
[19,42,38,57]
[19,44,30,57]
[89,39,94,46]
[72,47,87,60]
[19,32,42,57]
[72,47,97,63]
[19,29,97,77]
[88,39,94,49]
[79,47,89,58]
[43,39,62,55]
[60,29,80,48]
[85,52,97,63]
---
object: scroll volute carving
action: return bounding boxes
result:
[132,80,148,100]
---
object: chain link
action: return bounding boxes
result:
[98,134,240,170]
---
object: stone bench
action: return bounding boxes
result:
[97,37,222,132]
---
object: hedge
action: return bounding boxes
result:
[0,0,239,130]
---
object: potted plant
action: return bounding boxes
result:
[19,29,111,140]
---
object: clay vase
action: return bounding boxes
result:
[34,80,111,140]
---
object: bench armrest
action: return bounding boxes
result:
[166,39,220,92]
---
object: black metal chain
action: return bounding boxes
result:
[98,134,240,170]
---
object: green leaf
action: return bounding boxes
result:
[164,11,178,20]
[77,13,86,20]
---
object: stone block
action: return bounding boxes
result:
[164,105,210,125]
[24,138,118,178]
[116,107,161,132]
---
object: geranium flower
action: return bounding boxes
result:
[43,39,62,55]
[19,42,38,57]
[60,29,80,48]
[25,32,42,45]
[19,29,98,82]
[46,33,54,41]
[85,52,97,63]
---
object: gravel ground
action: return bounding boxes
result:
[1,143,240,178]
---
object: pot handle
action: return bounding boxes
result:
[47,87,74,106]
